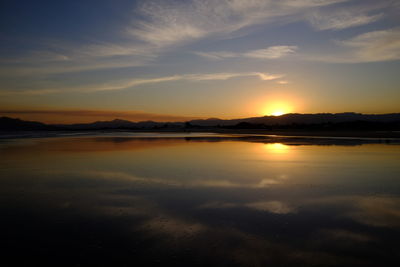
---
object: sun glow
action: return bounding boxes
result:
[271,110,285,116]
[262,101,293,116]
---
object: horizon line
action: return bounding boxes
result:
[2,111,400,125]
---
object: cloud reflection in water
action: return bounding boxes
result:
[0,136,400,266]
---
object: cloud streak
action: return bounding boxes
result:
[306,0,396,31]
[0,72,284,95]
[340,28,400,62]
[1,0,394,80]
[76,72,284,93]
[308,12,383,30]
[128,0,349,47]
[195,45,298,60]
[307,27,400,63]
[244,46,298,59]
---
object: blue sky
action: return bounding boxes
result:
[0,0,399,122]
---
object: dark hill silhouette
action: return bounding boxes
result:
[1,113,400,132]
[57,119,138,130]
[57,119,184,130]
[189,113,400,126]
[0,117,56,131]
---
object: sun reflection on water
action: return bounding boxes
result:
[263,143,289,154]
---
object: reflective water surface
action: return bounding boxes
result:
[1,135,400,266]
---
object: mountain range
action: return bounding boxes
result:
[1,113,400,131]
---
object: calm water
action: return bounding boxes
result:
[1,135,400,266]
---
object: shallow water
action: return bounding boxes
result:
[1,135,400,266]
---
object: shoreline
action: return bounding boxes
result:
[1,130,400,146]
[209,128,400,138]
[2,129,400,138]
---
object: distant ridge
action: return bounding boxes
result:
[0,117,55,131]
[1,112,400,131]
[188,113,400,126]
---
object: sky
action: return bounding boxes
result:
[0,0,399,123]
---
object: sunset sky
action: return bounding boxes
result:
[1,0,399,123]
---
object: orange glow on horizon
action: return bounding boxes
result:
[262,101,293,116]
[0,109,201,124]
[271,110,285,116]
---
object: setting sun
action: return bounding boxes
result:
[271,110,285,116]
[262,102,293,116]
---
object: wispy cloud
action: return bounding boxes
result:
[308,27,400,63]
[276,80,290,85]
[79,43,152,58]
[308,11,383,30]
[0,40,157,77]
[306,0,395,31]
[255,73,285,81]
[1,59,151,77]
[244,46,298,59]
[81,72,284,92]
[1,0,397,103]
[128,0,349,48]
[195,45,298,60]
[340,28,400,62]
[0,72,284,95]
[193,51,237,60]
[80,72,282,93]
[2,0,393,78]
